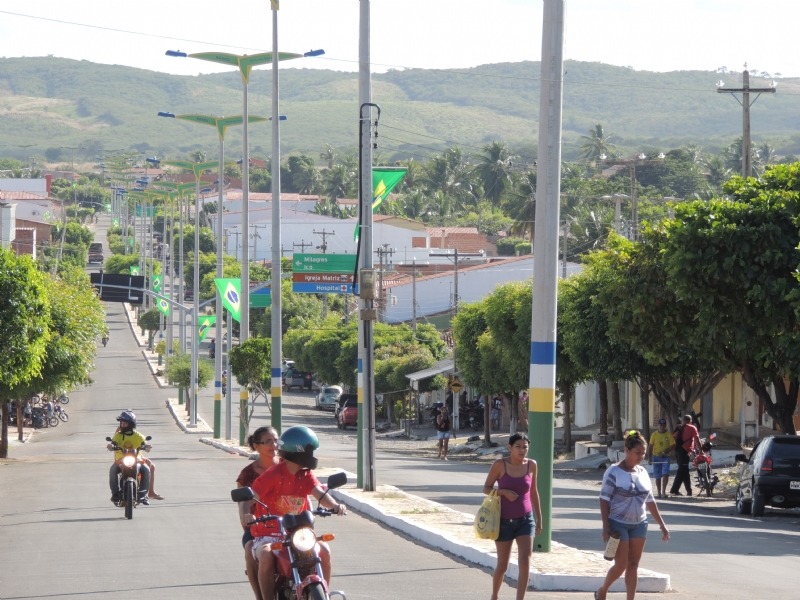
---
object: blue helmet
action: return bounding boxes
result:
[116,410,137,428]
[278,426,319,469]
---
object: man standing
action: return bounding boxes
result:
[669,414,702,497]
[647,418,675,498]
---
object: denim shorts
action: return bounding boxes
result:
[437,431,452,440]
[608,518,648,541]
[651,457,670,478]
[496,512,534,542]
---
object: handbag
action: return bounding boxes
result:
[474,489,501,540]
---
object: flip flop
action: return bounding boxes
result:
[148,493,164,500]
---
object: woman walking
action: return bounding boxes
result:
[596,430,670,600]
[482,433,543,600]
[236,426,281,599]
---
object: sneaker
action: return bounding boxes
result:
[111,494,121,504]
[139,497,149,506]
[671,491,683,496]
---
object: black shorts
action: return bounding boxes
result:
[242,529,254,548]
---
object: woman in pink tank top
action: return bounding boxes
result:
[482,433,543,600]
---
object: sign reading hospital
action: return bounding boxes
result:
[293,253,356,273]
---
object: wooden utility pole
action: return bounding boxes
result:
[717,65,776,178]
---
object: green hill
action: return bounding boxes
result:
[1,56,798,166]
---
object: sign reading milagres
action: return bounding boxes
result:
[293,253,356,273]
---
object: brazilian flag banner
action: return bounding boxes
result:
[198,315,216,341]
[156,297,170,317]
[354,167,407,240]
[214,278,242,323]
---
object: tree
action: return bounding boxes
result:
[229,337,272,427]
[662,164,800,434]
[0,249,51,458]
[580,124,616,162]
[473,141,516,208]
[137,308,162,350]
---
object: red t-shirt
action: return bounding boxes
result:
[676,422,699,454]
[249,462,319,538]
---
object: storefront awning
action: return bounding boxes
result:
[406,359,454,383]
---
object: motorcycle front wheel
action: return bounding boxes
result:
[124,480,136,519]
[48,416,59,428]
[58,412,69,422]
[58,394,69,405]
[305,582,328,600]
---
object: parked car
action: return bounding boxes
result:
[282,369,313,391]
[734,435,800,516]
[333,393,355,421]
[315,385,343,411]
[336,394,358,429]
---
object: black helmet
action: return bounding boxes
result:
[278,425,319,470]
[116,410,137,428]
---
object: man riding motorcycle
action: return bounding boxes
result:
[107,410,152,506]
[243,426,346,600]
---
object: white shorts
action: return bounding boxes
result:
[251,534,282,560]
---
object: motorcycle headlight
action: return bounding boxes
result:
[291,527,317,553]
[122,455,136,467]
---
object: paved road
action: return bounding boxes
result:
[217,387,800,599]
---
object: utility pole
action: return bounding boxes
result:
[292,239,313,253]
[249,223,267,262]
[411,257,417,333]
[717,64,776,178]
[312,228,335,253]
[375,244,394,322]
[313,229,335,318]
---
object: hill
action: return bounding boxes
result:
[1,56,799,166]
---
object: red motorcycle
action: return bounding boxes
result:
[692,432,719,497]
[232,472,347,600]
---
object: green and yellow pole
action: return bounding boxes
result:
[528,0,565,553]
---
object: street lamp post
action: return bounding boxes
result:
[162,160,218,427]
[167,45,323,441]
[158,112,268,438]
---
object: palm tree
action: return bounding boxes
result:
[473,141,516,208]
[319,144,336,170]
[580,124,616,161]
[421,147,476,216]
[504,170,536,240]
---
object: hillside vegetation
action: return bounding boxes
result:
[1,56,799,164]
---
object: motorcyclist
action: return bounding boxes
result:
[107,410,152,506]
[245,426,346,600]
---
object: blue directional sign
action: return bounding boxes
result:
[293,282,357,295]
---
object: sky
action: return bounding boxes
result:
[0,1,798,78]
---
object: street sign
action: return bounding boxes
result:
[293,282,355,295]
[293,253,356,273]
[90,273,145,305]
[251,287,271,308]
[450,376,463,394]
[292,273,355,284]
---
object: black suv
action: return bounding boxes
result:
[735,435,800,516]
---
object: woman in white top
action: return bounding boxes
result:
[595,430,670,600]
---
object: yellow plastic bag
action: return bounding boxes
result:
[474,489,501,540]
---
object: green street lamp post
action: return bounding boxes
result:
[162,160,219,428]
[159,112,268,439]
[167,45,323,442]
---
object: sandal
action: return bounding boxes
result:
[148,493,164,500]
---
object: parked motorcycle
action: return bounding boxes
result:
[55,404,69,422]
[464,401,484,431]
[693,432,719,497]
[231,472,348,600]
[427,402,443,427]
[107,435,151,519]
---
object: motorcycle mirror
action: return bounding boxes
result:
[145,436,152,441]
[709,432,717,440]
[231,487,256,503]
[327,471,347,490]
[105,437,112,442]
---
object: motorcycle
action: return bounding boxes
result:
[464,401,484,431]
[427,402,444,427]
[55,404,69,422]
[231,472,348,600]
[693,432,719,497]
[107,435,151,519]
[102,336,109,347]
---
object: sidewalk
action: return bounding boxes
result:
[127,303,670,594]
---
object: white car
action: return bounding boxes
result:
[315,385,343,411]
